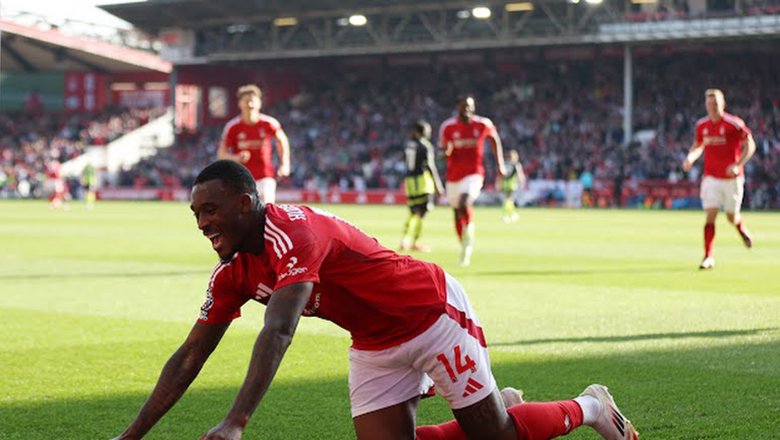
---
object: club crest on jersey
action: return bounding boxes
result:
[238,132,246,139]
[719,126,725,135]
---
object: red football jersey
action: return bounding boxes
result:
[695,112,752,178]
[221,114,281,179]
[198,204,448,351]
[438,115,498,182]
[46,161,61,179]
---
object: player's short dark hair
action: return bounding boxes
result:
[194,160,259,198]
[456,94,475,104]
[237,84,262,99]
[411,119,430,135]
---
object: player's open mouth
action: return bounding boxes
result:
[207,232,222,250]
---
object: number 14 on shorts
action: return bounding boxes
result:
[436,344,477,383]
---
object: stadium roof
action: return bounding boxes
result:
[0,19,172,73]
[101,0,780,62]
[100,0,502,33]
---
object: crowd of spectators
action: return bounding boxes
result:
[119,49,778,208]
[0,106,165,199]
[2,50,778,209]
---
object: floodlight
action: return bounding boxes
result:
[273,17,298,27]
[505,2,534,12]
[348,14,367,26]
[472,6,492,19]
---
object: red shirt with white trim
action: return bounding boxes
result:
[46,161,61,180]
[221,114,281,179]
[438,115,498,182]
[694,112,752,178]
[198,204,448,351]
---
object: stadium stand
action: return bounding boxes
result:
[0,107,167,199]
[0,16,171,200]
[2,1,778,209]
[108,47,780,208]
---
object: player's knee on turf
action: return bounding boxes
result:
[453,390,516,440]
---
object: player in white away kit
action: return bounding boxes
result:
[683,89,756,270]
[439,96,506,267]
[111,161,638,440]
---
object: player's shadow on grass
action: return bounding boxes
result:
[3,339,779,439]
[472,267,691,277]
[491,327,777,346]
[0,270,204,280]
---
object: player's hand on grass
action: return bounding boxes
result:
[199,421,244,440]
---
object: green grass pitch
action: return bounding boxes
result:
[1,200,778,439]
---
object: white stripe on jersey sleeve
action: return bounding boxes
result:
[256,282,273,295]
[264,226,288,254]
[207,261,229,290]
[264,233,284,259]
[266,219,294,250]
[722,113,746,130]
[259,113,282,130]
[220,116,242,140]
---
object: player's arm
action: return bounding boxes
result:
[443,140,454,157]
[217,131,249,164]
[438,124,454,157]
[487,131,507,177]
[112,322,230,440]
[728,133,756,177]
[683,132,704,172]
[199,282,313,440]
[516,163,527,188]
[274,129,291,177]
[426,143,445,196]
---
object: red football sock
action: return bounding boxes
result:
[704,223,715,257]
[416,420,467,440]
[508,401,584,440]
[454,212,464,241]
[415,401,583,440]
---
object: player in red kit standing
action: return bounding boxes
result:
[218,84,291,204]
[46,159,67,210]
[439,96,506,267]
[683,89,756,270]
[111,160,638,440]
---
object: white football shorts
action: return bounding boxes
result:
[446,174,484,208]
[46,179,65,194]
[348,273,496,418]
[256,177,277,204]
[700,175,744,213]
